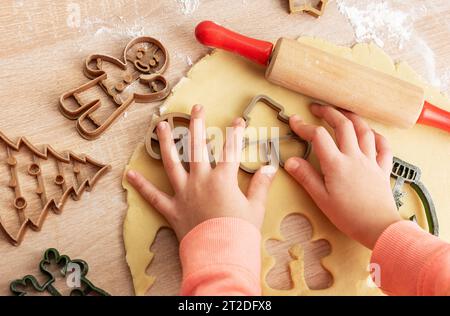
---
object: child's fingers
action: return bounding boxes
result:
[284,157,328,202]
[289,116,339,166]
[374,132,393,174]
[247,165,277,206]
[126,170,174,219]
[219,117,246,173]
[341,111,376,159]
[157,121,187,191]
[310,104,359,154]
[189,105,211,175]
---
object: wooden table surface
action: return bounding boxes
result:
[0,0,449,296]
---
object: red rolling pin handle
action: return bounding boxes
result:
[195,21,273,66]
[195,21,450,134]
[418,101,450,133]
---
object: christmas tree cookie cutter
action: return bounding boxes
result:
[289,0,328,18]
[0,131,110,246]
[391,157,439,236]
[240,95,311,174]
[60,36,171,140]
[10,248,110,296]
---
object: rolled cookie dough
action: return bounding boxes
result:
[123,37,450,296]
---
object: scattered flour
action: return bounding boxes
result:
[335,0,449,92]
[432,67,450,94]
[412,36,442,89]
[159,106,167,115]
[441,70,450,91]
[87,17,145,39]
[175,52,194,66]
[176,0,200,15]
[335,0,426,49]
[93,24,145,38]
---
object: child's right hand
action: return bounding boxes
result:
[285,104,402,249]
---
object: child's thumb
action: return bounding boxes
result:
[247,165,277,204]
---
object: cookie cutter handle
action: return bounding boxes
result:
[410,181,439,236]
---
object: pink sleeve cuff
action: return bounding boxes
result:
[179,217,262,296]
[371,220,450,296]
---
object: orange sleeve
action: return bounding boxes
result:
[179,217,261,296]
[371,221,450,296]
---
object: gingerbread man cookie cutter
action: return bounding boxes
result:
[60,36,171,140]
[289,0,328,18]
[240,95,312,174]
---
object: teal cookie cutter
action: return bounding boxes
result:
[391,157,439,236]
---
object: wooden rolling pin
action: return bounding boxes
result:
[195,21,450,133]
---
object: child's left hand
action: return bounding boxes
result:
[127,105,276,241]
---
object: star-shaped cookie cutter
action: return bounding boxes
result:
[289,0,328,18]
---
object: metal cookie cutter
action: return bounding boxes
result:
[391,157,439,236]
[145,113,216,171]
[60,36,171,140]
[10,248,110,296]
[240,95,311,174]
[289,0,329,18]
[0,131,110,246]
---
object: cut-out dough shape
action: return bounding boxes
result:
[123,37,450,296]
[266,214,332,291]
[146,228,182,296]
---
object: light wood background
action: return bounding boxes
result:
[0,0,449,296]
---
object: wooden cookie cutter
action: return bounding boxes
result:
[0,131,110,246]
[391,157,439,236]
[289,0,328,18]
[240,95,312,174]
[60,36,171,140]
[10,248,109,296]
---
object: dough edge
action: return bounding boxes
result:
[122,37,450,296]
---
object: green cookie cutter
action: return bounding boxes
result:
[10,248,110,296]
[391,157,439,236]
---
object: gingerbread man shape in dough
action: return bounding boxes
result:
[59,37,171,140]
[266,214,332,291]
